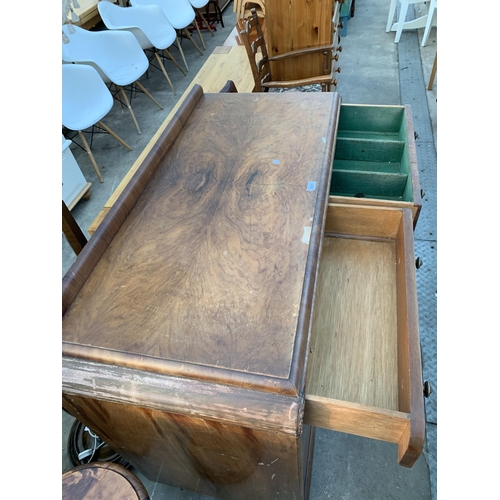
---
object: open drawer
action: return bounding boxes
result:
[329,104,422,228]
[304,204,425,468]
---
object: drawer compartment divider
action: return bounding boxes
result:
[331,169,408,198]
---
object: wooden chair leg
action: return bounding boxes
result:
[119,87,141,135]
[62,200,87,255]
[183,28,203,56]
[115,83,124,108]
[163,49,186,77]
[134,80,163,110]
[96,121,133,151]
[175,35,189,72]
[154,51,176,95]
[78,130,103,183]
[428,52,437,90]
[197,8,214,37]
[193,18,207,50]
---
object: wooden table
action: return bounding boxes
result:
[88,44,257,235]
[63,87,425,499]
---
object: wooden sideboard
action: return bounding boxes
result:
[63,87,425,499]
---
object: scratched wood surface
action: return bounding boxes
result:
[63,394,309,500]
[63,90,339,393]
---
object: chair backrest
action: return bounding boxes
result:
[61,25,149,86]
[240,8,271,92]
[235,0,265,21]
[188,0,208,8]
[62,64,114,131]
[130,0,195,29]
[97,1,176,50]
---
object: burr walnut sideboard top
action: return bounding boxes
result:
[63,86,340,397]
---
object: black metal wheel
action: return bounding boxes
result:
[67,419,130,468]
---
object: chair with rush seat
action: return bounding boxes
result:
[62,24,164,135]
[240,8,334,92]
[62,63,132,183]
[97,1,185,95]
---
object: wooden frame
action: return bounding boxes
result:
[304,204,425,467]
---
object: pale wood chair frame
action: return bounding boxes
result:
[234,0,265,21]
[240,8,334,92]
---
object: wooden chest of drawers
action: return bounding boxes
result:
[62,87,424,499]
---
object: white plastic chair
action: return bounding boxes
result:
[130,0,204,72]
[62,24,165,136]
[97,1,185,95]
[386,0,437,46]
[421,0,437,47]
[62,63,132,183]
[188,0,217,37]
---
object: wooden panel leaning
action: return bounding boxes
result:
[304,203,425,467]
[63,87,341,499]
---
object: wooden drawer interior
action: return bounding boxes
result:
[330,105,415,203]
[304,204,425,468]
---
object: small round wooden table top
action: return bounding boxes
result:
[62,462,149,500]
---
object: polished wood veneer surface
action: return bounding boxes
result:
[63,87,340,396]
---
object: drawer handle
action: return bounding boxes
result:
[336,45,342,52]
[332,54,339,61]
[420,189,425,198]
[423,381,433,398]
[338,21,344,29]
[414,131,419,140]
[415,257,423,269]
[334,67,341,73]
[333,79,338,87]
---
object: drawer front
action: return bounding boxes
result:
[304,204,425,468]
[330,104,421,227]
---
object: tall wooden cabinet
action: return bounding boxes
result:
[265,0,343,82]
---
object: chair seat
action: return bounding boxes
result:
[131,0,196,30]
[62,64,114,131]
[98,2,177,50]
[62,26,150,86]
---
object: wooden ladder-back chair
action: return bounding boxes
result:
[240,8,334,92]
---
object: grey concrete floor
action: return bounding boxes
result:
[62,1,437,499]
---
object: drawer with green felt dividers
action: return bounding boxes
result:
[330,104,422,228]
